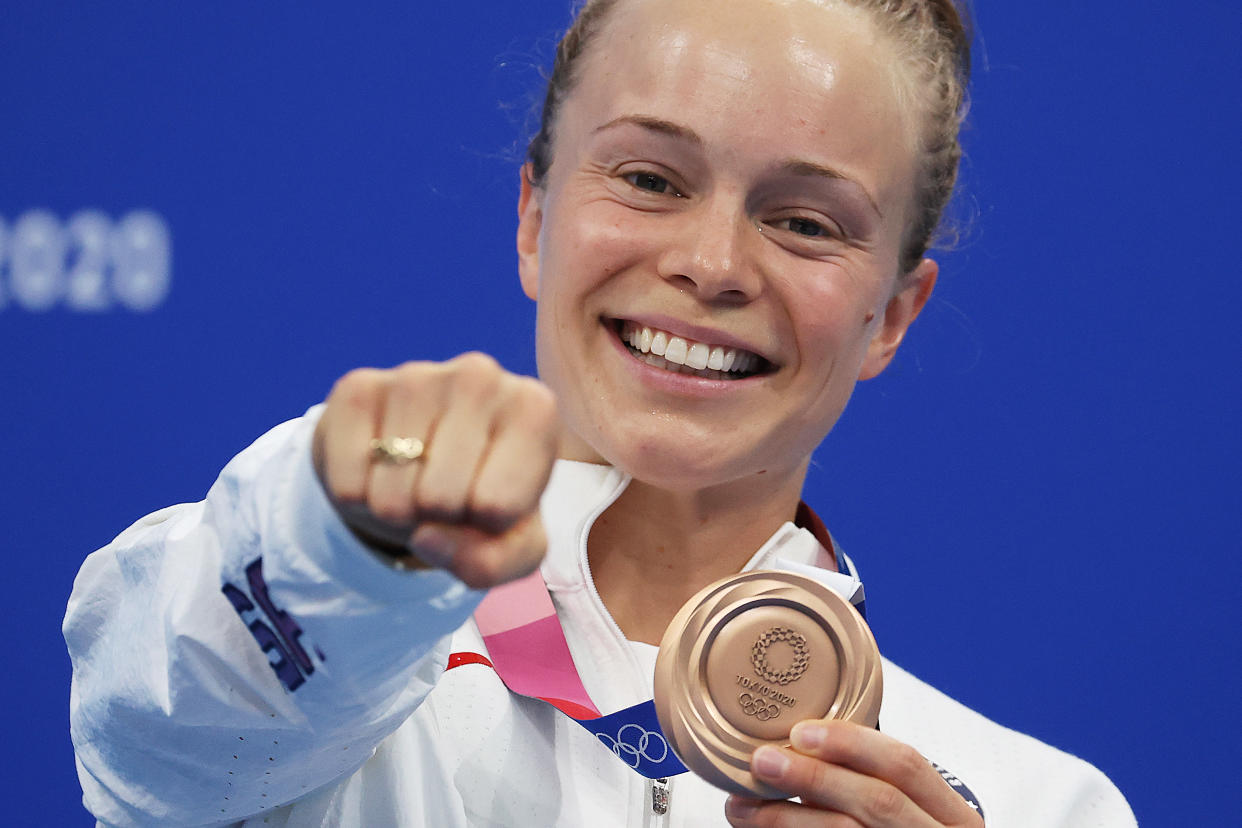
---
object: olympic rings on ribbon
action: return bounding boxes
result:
[596,723,670,767]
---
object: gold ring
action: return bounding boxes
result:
[369,436,425,464]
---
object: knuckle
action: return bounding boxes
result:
[367,490,415,528]
[449,355,504,402]
[507,382,560,450]
[891,743,928,785]
[804,756,834,799]
[761,807,794,828]
[821,720,859,761]
[387,378,442,420]
[331,368,384,410]
[864,785,906,822]
[328,474,367,508]
[513,377,558,420]
[773,812,805,828]
[389,361,436,394]
[466,500,522,534]
[415,494,466,526]
[451,350,501,373]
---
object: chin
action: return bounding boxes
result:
[594,425,779,492]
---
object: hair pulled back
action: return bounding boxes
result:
[527,0,972,274]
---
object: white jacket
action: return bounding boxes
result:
[65,411,1136,827]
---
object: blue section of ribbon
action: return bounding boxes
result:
[574,700,689,779]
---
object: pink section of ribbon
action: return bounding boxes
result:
[474,569,602,720]
[473,570,555,633]
[470,503,836,725]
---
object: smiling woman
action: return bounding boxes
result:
[64,1,1135,826]
[518,0,932,512]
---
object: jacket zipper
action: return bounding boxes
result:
[573,472,674,826]
[648,777,672,826]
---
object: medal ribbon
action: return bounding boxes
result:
[457,546,983,816]
[466,519,859,780]
[473,568,689,778]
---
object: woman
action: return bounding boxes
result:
[66,0,1135,825]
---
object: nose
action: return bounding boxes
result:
[656,195,761,304]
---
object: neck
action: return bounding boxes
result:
[587,465,808,645]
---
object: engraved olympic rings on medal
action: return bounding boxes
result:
[595,723,670,768]
[737,692,781,721]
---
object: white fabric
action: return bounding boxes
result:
[65,410,1136,827]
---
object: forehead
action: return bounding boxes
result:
[563,0,918,218]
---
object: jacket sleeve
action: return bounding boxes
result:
[64,408,485,827]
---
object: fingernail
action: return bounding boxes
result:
[791,722,826,751]
[725,796,760,819]
[753,745,790,778]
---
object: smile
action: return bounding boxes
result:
[612,320,772,381]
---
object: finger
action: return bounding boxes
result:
[726,795,862,827]
[750,745,934,827]
[787,721,979,826]
[468,376,559,533]
[316,368,386,512]
[409,513,547,589]
[367,362,443,528]
[413,353,505,525]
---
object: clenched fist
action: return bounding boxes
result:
[312,352,560,589]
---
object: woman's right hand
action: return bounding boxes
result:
[311,352,560,589]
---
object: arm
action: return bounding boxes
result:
[66,354,558,827]
[66,413,476,826]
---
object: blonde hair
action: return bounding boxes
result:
[526,0,972,273]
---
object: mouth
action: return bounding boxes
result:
[609,319,775,381]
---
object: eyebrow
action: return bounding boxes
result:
[594,115,883,219]
[592,114,703,145]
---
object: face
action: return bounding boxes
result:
[517,0,937,493]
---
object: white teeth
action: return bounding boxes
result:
[619,321,765,378]
[686,342,709,370]
[664,337,688,365]
[650,330,668,357]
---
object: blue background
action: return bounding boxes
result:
[3,1,1238,824]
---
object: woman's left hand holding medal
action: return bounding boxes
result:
[724,720,984,827]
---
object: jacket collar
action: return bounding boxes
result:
[538,459,844,593]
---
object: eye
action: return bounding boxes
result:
[764,211,849,246]
[776,217,834,238]
[790,217,826,237]
[624,171,682,196]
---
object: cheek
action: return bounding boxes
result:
[774,267,879,360]
[542,206,654,301]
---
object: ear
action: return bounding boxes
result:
[858,257,938,380]
[516,164,543,301]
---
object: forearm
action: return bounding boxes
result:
[65,410,484,826]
